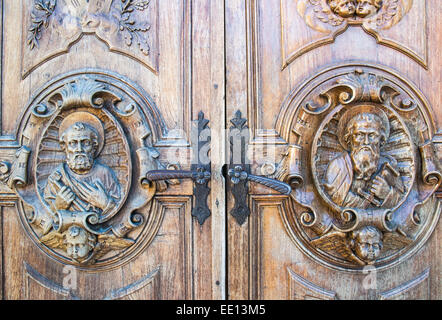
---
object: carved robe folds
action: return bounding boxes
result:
[324,153,403,209]
[44,163,121,217]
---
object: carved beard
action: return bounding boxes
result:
[351,145,380,181]
[66,152,93,173]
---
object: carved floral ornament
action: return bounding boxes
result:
[276,65,441,271]
[28,0,151,54]
[1,70,177,270]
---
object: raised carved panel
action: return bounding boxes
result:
[245,0,286,144]
[379,267,430,300]
[277,64,441,271]
[281,0,427,68]
[248,195,290,299]
[287,267,337,300]
[152,195,193,299]
[24,261,79,299]
[24,261,160,299]
[103,266,160,300]
[22,0,159,77]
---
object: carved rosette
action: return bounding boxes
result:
[10,70,169,270]
[277,64,441,271]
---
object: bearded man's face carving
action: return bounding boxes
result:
[345,113,385,181]
[60,122,99,174]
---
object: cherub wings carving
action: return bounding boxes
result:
[382,232,413,252]
[297,0,346,33]
[91,234,135,261]
[40,231,134,263]
[310,231,365,265]
[40,231,66,250]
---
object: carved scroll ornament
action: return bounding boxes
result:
[3,70,173,269]
[277,65,441,271]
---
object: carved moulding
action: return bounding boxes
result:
[284,0,427,68]
[276,64,441,272]
[4,69,173,271]
[22,0,157,77]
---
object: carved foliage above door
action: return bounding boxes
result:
[22,0,158,77]
[1,70,174,270]
[277,64,441,271]
[281,0,427,68]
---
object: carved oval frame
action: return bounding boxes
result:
[311,102,416,214]
[34,106,133,224]
[277,63,441,272]
[14,69,168,272]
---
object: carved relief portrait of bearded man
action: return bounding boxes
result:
[324,107,405,209]
[44,114,121,218]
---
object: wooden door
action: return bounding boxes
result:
[226,0,442,300]
[0,0,225,300]
[1,0,440,301]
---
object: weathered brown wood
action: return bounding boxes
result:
[0,0,225,300]
[225,0,441,300]
[0,0,440,301]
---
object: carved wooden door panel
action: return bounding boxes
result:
[225,0,441,299]
[0,0,225,299]
[1,0,440,301]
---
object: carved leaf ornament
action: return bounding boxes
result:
[28,0,151,55]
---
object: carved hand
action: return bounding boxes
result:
[55,186,75,210]
[77,181,110,210]
[370,176,391,200]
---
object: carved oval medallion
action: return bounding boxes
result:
[35,107,132,224]
[14,70,168,271]
[311,102,416,214]
[278,64,441,272]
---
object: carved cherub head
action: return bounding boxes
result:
[64,226,97,262]
[59,122,99,174]
[328,0,356,18]
[350,226,383,264]
[355,0,382,18]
